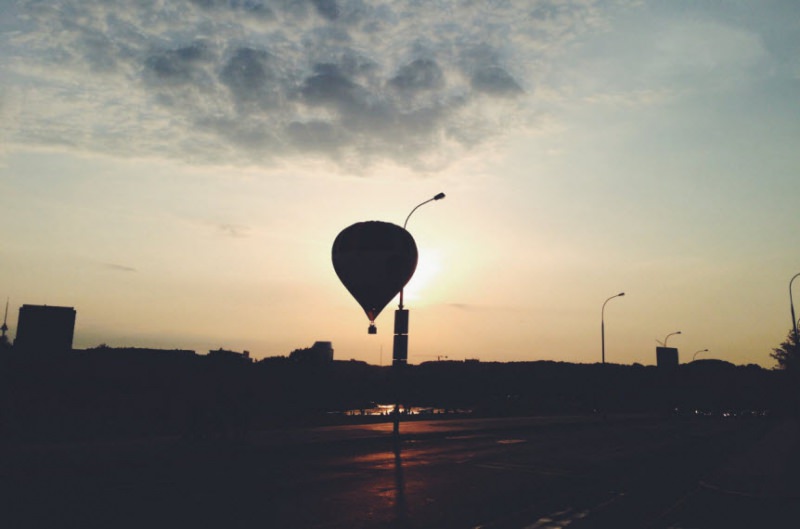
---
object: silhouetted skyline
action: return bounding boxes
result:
[1,309,796,528]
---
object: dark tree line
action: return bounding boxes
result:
[771,327,800,372]
[0,344,787,444]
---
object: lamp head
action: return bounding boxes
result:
[433,192,446,200]
[618,292,625,297]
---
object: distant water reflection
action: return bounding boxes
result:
[341,403,471,417]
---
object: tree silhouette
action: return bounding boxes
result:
[771,328,800,371]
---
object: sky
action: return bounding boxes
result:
[1,0,798,367]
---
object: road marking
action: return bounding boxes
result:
[524,493,626,528]
[474,493,625,529]
[524,507,588,528]
[698,479,800,500]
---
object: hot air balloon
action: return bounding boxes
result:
[332,221,418,334]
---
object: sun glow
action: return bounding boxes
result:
[402,248,442,305]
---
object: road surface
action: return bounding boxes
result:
[3,414,798,528]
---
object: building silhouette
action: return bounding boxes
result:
[208,348,253,363]
[14,304,76,354]
[656,346,679,370]
[289,341,334,363]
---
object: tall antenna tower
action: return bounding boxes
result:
[1,299,9,343]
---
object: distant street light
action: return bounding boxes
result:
[601,292,625,364]
[791,273,800,345]
[692,348,709,361]
[663,331,682,347]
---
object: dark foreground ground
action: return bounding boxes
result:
[2,413,799,529]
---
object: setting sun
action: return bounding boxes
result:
[402,248,443,306]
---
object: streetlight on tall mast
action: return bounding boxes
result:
[392,192,446,366]
[790,273,800,345]
[391,193,445,438]
[601,292,625,364]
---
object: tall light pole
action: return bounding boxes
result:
[392,192,445,438]
[693,348,709,361]
[663,330,682,347]
[601,292,625,364]
[791,273,800,346]
[392,192,445,367]
[396,192,446,315]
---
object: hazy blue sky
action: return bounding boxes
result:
[2,0,798,366]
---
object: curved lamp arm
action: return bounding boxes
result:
[399,192,446,309]
[404,192,446,230]
[663,331,682,347]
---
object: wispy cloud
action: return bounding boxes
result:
[2,0,609,170]
[444,302,525,313]
[218,223,251,238]
[103,263,137,272]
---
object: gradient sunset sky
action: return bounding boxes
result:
[1,0,798,367]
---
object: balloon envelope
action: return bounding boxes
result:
[332,221,418,325]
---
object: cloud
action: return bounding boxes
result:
[390,58,444,92]
[104,263,138,272]
[471,66,523,96]
[648,19,770,88]
[144,41,213,86]
[444,302,526,313]
[2,0,610,170]
[218,223,251,238]
[310,0,341,21]
[220,47,280,108]
[561,4,776,108]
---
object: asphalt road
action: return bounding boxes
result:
[3,414,798,528]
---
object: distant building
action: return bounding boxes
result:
[82,345,197,361]
[289,341,334,363]
[14,304,76,354]
[208,348,253,363]
[656,346,679,370]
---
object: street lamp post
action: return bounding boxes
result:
[791,273,800,346]
[663,331,682,347]
[601,292,625,365]
[392,192,445,366]
[396,192,446,314]
[392,192,445,437]
[693,348,709,361]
